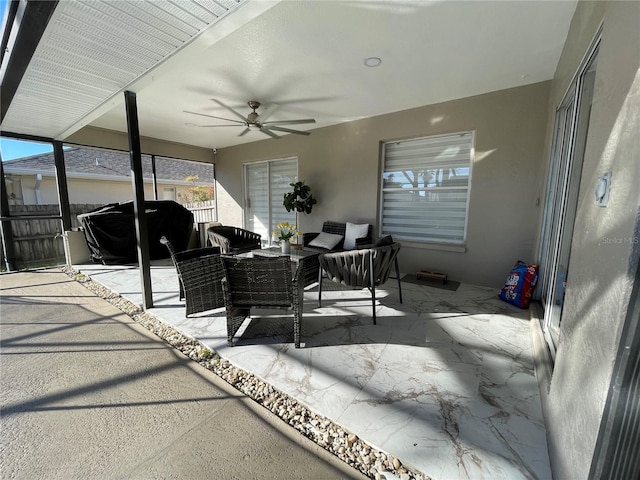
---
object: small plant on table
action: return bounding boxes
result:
[273,222,300,253]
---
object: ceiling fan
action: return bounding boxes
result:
[184,99,316,138]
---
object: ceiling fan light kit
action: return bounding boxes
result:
[184,100,316,138]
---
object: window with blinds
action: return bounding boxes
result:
[381,131,473,245]
[244,157,297,246]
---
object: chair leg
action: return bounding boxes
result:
[294,302,302,348]
[227,308,249,346]
[371,285,376,325]
[395,257,403,303]
[317,267,324,307]
[369,253,377,325]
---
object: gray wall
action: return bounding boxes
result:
[537,1,640,478]
[65,126,216,164]
[216,81,551,288]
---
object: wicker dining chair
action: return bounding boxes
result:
[220,255,305,348]
[160,236,224,316]
[318,242,402,324]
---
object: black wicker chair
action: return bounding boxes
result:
[206,226,261,254]
[220,255,305,348]
[160,236,224,316]
[318,242,402,324]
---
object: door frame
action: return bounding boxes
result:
[537,26,602,360]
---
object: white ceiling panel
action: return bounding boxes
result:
[1,0,250,138]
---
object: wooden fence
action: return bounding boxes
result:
[1,201,217,270]
[0,204,97,269]
[183,199,216,223]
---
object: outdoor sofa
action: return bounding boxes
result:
[302,220,373,252]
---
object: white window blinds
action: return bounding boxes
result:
[381,132,473,244]
[245,163,269,240]
[270,159,297,231]
[245,158,297,246]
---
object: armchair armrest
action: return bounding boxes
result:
[207,230,232,253]
[355,236,373,249]
[302,232,321,247]
[236,228,261,242]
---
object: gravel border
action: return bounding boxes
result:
[61,266,429,480]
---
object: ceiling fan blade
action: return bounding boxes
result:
[238,127,251,137]
[211,99,248,122]
[267,125,311,136]
[184,110,245,124]
[256,103,280,123]
[192,124,241,128]
[262,118,316,126]
[259,127,280,139]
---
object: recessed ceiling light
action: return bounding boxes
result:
[364,57,382,67]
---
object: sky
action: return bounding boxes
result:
[0,1,7,49]
[0,139,54,161]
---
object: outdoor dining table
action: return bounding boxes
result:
[238,247,321,288]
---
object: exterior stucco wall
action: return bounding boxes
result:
[539,1,640,478]
[215,82,550,288]
[9,174,193,206]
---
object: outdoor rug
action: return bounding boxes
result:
[401,274,460,291]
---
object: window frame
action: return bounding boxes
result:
[379,131,474,247]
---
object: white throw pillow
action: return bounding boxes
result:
[308,232,343,250]
[343,222,370,250]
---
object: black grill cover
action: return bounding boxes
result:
[78,201,194,264]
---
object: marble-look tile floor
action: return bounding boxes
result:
[75,262,551,480]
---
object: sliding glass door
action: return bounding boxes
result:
[244,158,297,246]
[537,38,599,359]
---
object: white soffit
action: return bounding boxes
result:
[1,0,250,139]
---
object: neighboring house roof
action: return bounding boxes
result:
[3,147,213,185]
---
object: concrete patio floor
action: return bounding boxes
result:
[73,260,551,480]
[0,270,367,480]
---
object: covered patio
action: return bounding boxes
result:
[3,1,639,478]
[71,259,550,479]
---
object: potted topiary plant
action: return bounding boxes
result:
[283,181,317,214]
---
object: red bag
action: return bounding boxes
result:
[499,261,539,309]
